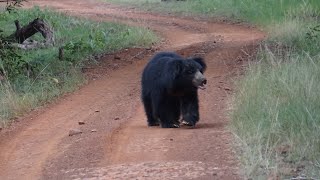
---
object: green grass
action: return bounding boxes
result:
[105,0,320,25]
[232,48,320,178]
[106,0,320,178]
[0,7,158,126]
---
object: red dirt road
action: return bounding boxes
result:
[0,1,264,179]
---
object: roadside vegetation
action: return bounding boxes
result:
[0,5,158,127]
[107,0,320,178]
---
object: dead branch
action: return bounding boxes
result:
[10,18,54,44]
[8,18,54,49]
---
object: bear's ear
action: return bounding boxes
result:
[192,57,206,72]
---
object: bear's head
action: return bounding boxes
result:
[168,57,207,93]
[187,57,207,90]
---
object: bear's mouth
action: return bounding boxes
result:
[198,79,207,90]
[193,71,207,90]
[198,84,206,90]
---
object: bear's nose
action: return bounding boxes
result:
[202,79,207,85]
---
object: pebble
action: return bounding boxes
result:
[69,129,82,136]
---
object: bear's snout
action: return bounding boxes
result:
[202,79,207,85]
[193,71,207,90]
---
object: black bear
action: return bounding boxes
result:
[141,52,207,128]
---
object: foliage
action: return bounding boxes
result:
[306,24,320,47]
[0,44,24,79]
[0,0,26,79]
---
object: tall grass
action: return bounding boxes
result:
[232,48,320,178]
[230,2,320,178]
[107,0,320,178]
[0,7,158,126]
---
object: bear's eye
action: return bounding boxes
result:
[187,69,194,74]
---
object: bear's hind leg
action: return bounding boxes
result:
[142,96,159,126]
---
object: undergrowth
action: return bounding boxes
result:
[0,7,158,126]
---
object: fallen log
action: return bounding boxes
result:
[11,18,54,43]
[8,18,54,49]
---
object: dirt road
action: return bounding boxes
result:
[0,1,264,179]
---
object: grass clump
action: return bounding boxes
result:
[0,7,158,126]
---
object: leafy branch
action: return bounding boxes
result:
[0,0,27,80]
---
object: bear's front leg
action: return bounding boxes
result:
[181,93,199,127]
[161,122,180,128]
[159,98,181,128]
[159,111,180,128]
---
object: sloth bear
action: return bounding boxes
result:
[141,52,207,128]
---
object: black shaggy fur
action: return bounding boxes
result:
[141,52,206,128]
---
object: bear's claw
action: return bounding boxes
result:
[181,120,195,128]
[161,123,180,128]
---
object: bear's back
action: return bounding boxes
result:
[142,52,183,81]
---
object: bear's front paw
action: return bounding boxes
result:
[161,123,180,128]
[181,120,196,128]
